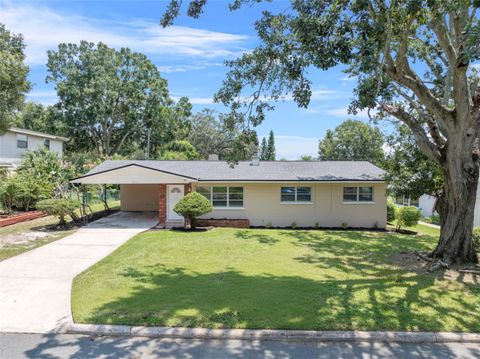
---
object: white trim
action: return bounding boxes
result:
[196,185,244,208]
[199,180,385,184]
[342,186,374,203]
[280,186,312,204]
[280,202,313,205]
[212,207,245,210]
[342,202,376,205]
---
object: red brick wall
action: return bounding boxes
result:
[196,218,250,228]
[158,184,166,225]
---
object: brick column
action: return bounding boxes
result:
[158,184,167,227]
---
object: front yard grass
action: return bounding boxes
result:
[72,225,480,332]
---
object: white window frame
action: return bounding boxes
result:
[280,186,312,204]
[343,186,375,204]
[196,186,244,209]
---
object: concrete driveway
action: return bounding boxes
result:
[0,212,158,334]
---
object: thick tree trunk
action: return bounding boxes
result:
[431,155,479,264]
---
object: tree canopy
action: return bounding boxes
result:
[384,124,442,201]
[188,110,237,160]
[161,0,480,265]
[0,23,30,134]
[46,41,181,157]
[318,120,384,165]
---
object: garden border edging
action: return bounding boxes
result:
[67,323,480,343]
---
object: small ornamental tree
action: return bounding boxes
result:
[37,198,80,226]
[396,206,422,232]
[174,192,212,229]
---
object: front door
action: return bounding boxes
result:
[167,185,185,222]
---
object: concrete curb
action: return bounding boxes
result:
[67,323,480,343]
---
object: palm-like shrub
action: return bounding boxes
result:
[174,192,212,229]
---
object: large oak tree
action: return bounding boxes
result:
[162,0,480,265]
[0,24,30,134]
[47,41,179,157]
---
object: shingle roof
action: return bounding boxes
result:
[8,128,69,142]
[78,160,385,182]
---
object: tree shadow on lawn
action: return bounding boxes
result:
[78,265,480,333]
[235,230,279,245]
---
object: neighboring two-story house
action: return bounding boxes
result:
[0,128,68,171]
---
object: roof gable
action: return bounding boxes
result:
[71,164,196,184]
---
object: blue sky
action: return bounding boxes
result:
[0,0,387,159]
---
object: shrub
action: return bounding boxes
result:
[37,198,80,226]
[0,178,18,213]
[396,206,421,231]
[387,199,396,222]
[174,192,213,229]
[473,227,480,254]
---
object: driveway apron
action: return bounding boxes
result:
[0,212,158,334]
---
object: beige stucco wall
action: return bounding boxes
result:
[120,184,159,211]
[195,182,387,228]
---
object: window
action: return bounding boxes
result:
[196,186,244,208]
[343,186,374,203]
[17,134,28,149]
[44,138,50,150]
[281,187,312,203]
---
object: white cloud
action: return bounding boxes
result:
[26,90,58,105]
[270,135,318,160]
[0,2,249,65]
[324,107,371,119]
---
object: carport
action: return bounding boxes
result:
[71,163,196,227]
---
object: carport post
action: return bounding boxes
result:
[158,184,167,227]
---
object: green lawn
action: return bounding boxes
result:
[72,224,480,332]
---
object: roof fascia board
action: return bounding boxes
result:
[70,163,198,183]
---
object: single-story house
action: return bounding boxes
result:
[0,127,68,171]
[71,159,387,228]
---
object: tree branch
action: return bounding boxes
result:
[381,103,442,162]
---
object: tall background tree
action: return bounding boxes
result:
[46,41,182,157]
[188,109,237,159]
[0,24,30,134]
[260,130,276,160]
[162,0,480,265]
[318,120,384,165]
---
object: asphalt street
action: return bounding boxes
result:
[1,333,479,358]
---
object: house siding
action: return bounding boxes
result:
[0,130,64,166]
[194,182,387,228]
[474,185,480,227]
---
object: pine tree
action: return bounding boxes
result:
[265,130,276,160]
[260,137,267,160]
